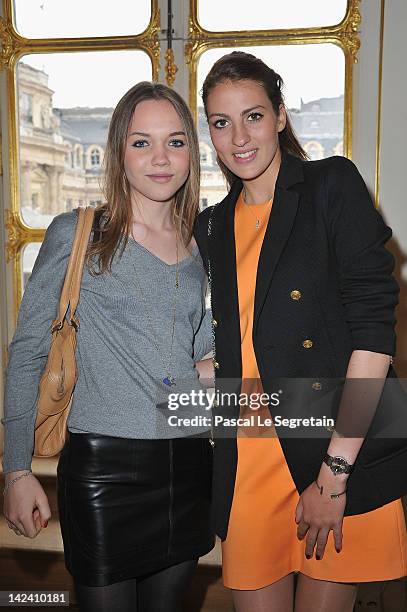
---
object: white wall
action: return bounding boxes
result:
[354,0,407,376]
[379,0,407,376]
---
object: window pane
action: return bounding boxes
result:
[198,0,347,31]
[17,51,152,227]
[13,0,151,38]
[197,44,344,204]
[22,243,41,291]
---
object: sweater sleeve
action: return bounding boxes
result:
[193,308,213,362]
[1,211,77,474]
[325,157,399,356]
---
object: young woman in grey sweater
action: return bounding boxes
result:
[2,82,214,611]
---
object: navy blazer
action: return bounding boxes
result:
[194,152,407,541]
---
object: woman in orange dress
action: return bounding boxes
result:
[194,51,407,611]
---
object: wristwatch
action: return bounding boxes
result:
[323,453,354,475]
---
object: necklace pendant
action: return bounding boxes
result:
[255,219,260,230]
[163,376,176,387]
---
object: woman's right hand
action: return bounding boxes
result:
[195,358,215,388]
[3,470,51,539]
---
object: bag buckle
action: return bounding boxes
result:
[69,318,80,331]
[51,320,63,333]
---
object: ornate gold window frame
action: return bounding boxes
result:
[186,0,360,157]
[0,0,160,318]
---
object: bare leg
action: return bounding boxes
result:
[295,573,358,612]
[232,573,294,612]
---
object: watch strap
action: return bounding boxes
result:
[324,453,354,474]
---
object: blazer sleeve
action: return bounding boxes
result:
[1,211,77,473]
[325,157,399,356]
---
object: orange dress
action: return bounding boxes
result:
[221,191,407,590]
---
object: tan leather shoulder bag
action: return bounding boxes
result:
[34,206,95,457]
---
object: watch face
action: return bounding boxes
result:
[331,457,348,474]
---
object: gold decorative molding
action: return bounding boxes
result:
[185,16,205,66]
[5,210,43,263]
[0,15,21,71]
[3,344,9,370]
[165,48,178,87]
[338,0,361,63]
[348,0,362,34]
[4,210,21,263]
[141,5,161,81]
[5,210,44,318]
[0,3,161,77]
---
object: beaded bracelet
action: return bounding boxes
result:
[315,479,347,500]
[3,471,33,496]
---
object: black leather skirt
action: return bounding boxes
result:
[56,432,214,586]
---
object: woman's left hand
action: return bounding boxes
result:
[295,469,347,560]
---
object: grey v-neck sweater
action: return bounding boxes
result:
[2,210,212,473]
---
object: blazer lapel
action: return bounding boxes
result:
[209,180,242,372]
[253,154,304,331]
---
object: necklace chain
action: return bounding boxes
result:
[242,187,273,230]
[132,238,179,387]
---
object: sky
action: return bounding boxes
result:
[197,44,344,110]
[14,0,347,38]
[197,0,347,31]
[17,0,345,109]
[22,51,153,108]
[13,0,151,38]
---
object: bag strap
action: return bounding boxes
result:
[53,207,95,330]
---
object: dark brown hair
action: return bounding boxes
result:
[201,51,307,186]
[87,81,200,274]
